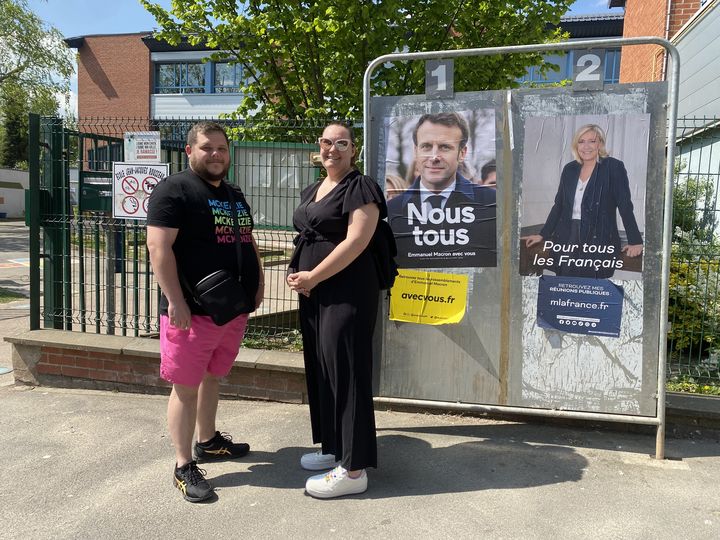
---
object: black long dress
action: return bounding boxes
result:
[289,169,386,470]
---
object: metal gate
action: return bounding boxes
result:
[26,116,327,341]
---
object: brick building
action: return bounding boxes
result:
[610,0,713,83]
[65,33,153,120]
[64,33,244,123]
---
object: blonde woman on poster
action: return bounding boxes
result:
[524,124,643,278]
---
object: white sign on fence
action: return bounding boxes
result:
[124,131,162,163]
[112,162,168,220]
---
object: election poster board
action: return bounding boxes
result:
[112,162,169,220]
[370,91,505,403]
[370,84,667,417]
[512,85,667,416]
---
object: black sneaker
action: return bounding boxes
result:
[173,461,213,503]
[194,431,250,462]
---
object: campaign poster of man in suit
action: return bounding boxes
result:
[385,110,497,268]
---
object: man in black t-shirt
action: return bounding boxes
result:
[147,121,264,503]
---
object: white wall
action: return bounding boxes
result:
[674,1,720,119]
[151,93,244,119]
[0,168,29,218]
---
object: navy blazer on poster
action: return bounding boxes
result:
[539,156,643,277]
[387,173,496,267]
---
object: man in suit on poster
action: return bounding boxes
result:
[387,112,496,268]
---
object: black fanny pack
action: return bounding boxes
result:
[192,269,254,326]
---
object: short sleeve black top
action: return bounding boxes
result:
[289,169,387,274]
[146,168,260,315]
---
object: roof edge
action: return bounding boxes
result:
[64,31,153,48]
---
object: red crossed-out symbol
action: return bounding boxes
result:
[142,176,159,194]
[122,196,140,214]
[121,175,139,195]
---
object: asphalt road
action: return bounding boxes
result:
[2,385,719,540]
[0,219,30,376]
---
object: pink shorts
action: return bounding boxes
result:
[159,314,249,387]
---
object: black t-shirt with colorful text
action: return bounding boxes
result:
[146,168,260,315]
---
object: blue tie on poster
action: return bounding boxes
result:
[536,276,624,338]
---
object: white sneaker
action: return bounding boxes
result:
[300,450,340,471]
[305,466,368,499]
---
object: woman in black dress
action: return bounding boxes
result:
[287,121,385,499]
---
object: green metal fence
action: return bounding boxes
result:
[668,117,720,387]
[27,115,343,342]
[27,114,720,387]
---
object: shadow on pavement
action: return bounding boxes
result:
[378,422,720,459]
[212,433,587,499]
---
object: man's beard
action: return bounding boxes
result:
[190,157,229,182]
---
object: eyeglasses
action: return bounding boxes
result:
[318,138,352,152]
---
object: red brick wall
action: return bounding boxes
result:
[668,0,701,35]
[619,0,667,82]
[76,33,152,123]
[37,347,168,388]
[34,345,307,403]
[619,0,701,82]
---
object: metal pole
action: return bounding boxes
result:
[105,223,116,335]
[655,42,681,460]
[373,397,662,426]
[28,114,41,330]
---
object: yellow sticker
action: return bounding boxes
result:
[389,269,468,325]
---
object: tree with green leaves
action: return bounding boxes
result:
[0,0,73,168]
[0,82,59,169]
[141,0,573,121]
[0,0,74,94]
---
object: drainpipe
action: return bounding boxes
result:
[662,0,672,79]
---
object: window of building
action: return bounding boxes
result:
[214,62,244,93]
[518,53,570,85]
[154,60,247,94]
[155,63,206,94]
[87,142,123,171]
[604,49,621,84]
[518,49,621,86]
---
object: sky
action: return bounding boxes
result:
[28,0,624,115]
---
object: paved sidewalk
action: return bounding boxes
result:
[0,219,30,384]
[2,220,720,539]
[2,384,720,540]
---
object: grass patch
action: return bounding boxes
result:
[0,287,26,303]
[243,330,303,352]
[667,375,720,396]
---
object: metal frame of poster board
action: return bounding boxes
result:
[363,37,679,459]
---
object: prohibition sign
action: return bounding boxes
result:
[122,196,140,215]
[142,196,150,214]
[122,175,139,195]
[142,176,159,194]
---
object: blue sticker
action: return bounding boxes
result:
[537,276,624,338]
